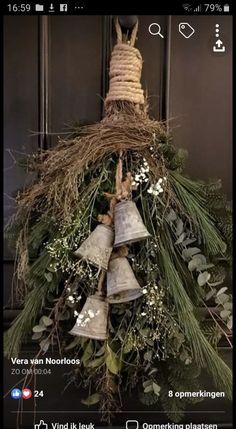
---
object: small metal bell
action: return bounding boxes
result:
[74,224,114,270]
[107,256,143,303]
[69,294,109,340]
[114,200,151,247]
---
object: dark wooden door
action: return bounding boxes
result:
[4,15,232,429]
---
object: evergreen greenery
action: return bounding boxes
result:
[4,132,232,422]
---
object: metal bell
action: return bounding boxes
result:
[69,294,109,340]
[74,224,114,270]
[107,256,143,303]
[113,200,151,247]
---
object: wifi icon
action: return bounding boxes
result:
[182,3,192,11]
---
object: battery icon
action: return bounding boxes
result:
[223,4,230,12]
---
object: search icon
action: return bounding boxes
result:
[148,23,164,38]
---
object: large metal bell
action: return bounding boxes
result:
[113,201,151,247]
[69,294,109,340]
[107,256,143,303]
[74,224,114,270]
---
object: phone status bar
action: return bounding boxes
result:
[3,1,233,15]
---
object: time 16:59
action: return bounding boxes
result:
[7,4,31,12]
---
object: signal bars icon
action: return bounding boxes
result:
[194,4,202,12]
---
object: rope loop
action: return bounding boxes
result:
[114,17,138,46]
[105,18,144,105]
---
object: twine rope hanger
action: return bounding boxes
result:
[105,17,145,105]
[96,18,143,289]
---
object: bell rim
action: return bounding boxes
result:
[73,253,111,271]
[107,289,143,304]
[113,233,151,247]
[107,285,142,297]
[69,329,108,341]
[88,294,109,305]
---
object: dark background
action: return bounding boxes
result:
[3,15,232,429]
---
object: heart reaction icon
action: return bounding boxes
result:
[22,388,32,399]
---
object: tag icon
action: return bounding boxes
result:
[179,22,195,38]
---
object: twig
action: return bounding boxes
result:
[203,303,233,348]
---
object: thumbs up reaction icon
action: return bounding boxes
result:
[34,420,48,429]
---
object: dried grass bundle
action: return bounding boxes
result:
[18,102,167,223]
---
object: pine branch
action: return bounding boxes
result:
[159,360,203,422]
[4,281,51,357]
[158,242,232,398]
[160,385,186,422]
[170,171,226,256]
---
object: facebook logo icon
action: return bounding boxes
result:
[60,4,68,11]
[11,389,22,399]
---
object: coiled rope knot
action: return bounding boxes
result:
[105,18,144,105]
